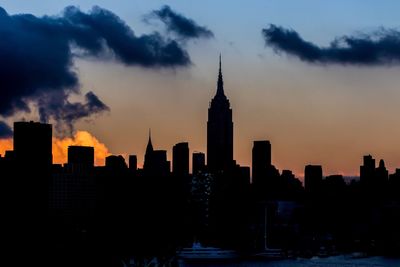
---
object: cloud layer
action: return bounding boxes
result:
[0,5,199,136]
[149,5,214,40]
[0,121,12,139]
[262,24,400,65]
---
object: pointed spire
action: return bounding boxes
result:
[216,53,225,97]
[219,53,222,72]
[146,128,153,155]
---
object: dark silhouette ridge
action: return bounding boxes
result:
[1,57,400,266]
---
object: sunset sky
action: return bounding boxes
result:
[1,1,400,176]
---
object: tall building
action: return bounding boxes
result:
[360,154,376,184]
[152,150,170,176]
[14,121,52,168]
[106,155,127,170]
[143,131,170,176]
[143,130,154,171]
[68,146,94,167]
[207,55,233,172]
[304,165,323,193]
[12,121,52,251]
[193,152,205,174]
[252,140,271,184]
[129,155,137,172]
[376,159,388,183]
[173,142,189,176]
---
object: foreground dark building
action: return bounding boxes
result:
[192,152,205,174]
[304,165,323,194]
[252,140,271,185]
[14,121,52,168]
[68,146,94,168]
[3,121,53,265]
[173,142,189,176]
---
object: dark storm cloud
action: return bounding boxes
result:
[262,24,400,65]
[38,91,110,136]
[0,121,12,139]
[149,5,214,39]
[62,6,190,66]
[0,6,191,136]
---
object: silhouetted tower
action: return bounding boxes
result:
[193,152,205,174]
[68,146,94,168]
[66,145,94,175]
[106,155,127,170]
[143,129,154,171]
[13,121,52,249]
[152,150,170,176]
[143,131,170,176]
[207,55,233,173]
[376,159,388,184]
[252,140,271,184]
[304,165,323,193]
[173,142,189,176]
[360,154,375,184]
[129,155,137,172]
[14,121,52,168]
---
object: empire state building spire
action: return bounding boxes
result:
[207,54,233,172]
[216,54,225,97]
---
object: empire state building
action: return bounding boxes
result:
[207,55,233,172]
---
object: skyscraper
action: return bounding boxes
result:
[12,121,52,253]
[192,152,205,174]
[143,131,170,176]
[143,130,154,171]
[304,165,323,193]
[106,155,128,170]
[129,155,137,173]
[207,55,233,173]
[376,159,388,183]
[252,140,271,185]
[14,121,52,168]
[66,145,94,174]
[360,154,376,185]
[68,146,94,167]
[173,142,189,176]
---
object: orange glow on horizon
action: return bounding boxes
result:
[53,131,110,166]
[1,131,110,166]
[0,139,13,157]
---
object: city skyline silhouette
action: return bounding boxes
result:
[2,2,400,177]
[2,2,400,266]
[2,67,400,265]
[1,55,399,180]
[1,56,397,181]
